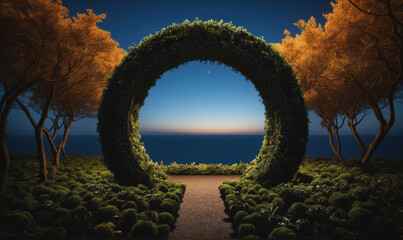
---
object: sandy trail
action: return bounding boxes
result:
[168,175,241,240]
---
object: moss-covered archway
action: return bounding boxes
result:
[98,20,308,187]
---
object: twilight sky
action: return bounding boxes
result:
[8,0,403,135]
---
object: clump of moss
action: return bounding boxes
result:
[329,192,351,210]
[238,223,256,239]
[91,223,114,239]
[122,200,137,210]
[96,205,119,221]
[131,220,158,239]
[6,210,33,231]
[268,227,297,240]
[157,224,170,239]
[234,210,248,228]
[160,199,178,216]
[348,207,372,227]
[287,202,308,220]
[158,212,174,226]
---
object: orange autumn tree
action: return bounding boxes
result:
[276,0,402,163]
[0,0,70,191]
[275,17,348,162]
[0,0,124,189]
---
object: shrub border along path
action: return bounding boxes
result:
[98,19,308,187]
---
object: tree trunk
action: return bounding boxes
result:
[43,129,59,178]
[361,97,395,163]
[326,125,344,162]
[35,127,48,181]
[348,118,367,157]
[0,99,15,192]
[0,115,10,193]
[61,147,67,158]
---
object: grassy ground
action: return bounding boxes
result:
[219,156,403,239]
[0,154,185,239]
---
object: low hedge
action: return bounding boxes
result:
[219,156,403,239]
[0,154,186,239]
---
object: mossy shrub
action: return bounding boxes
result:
[219,184,235,197]
[122,200,137,210]
[234,210,248,227]
[348,207,372,227]
[307,205,329,222]
[348,187,369,201]
[163,192,180,205]
[243,234,260,240]
[6,210,33,231]
[131,220,158,239]
[43,227,67,239]
[149,196,162,210]
[268,227,297,240]
[158,212,174,226]
[136,199,149,212]
[238,223,256,239]
[91,223,114,239]
[96,205,120,221]
[287,202,308,221]
[241,212,269,237]
[61,194,82,209]
[160,199,178,216]
[329,192,351,210]
[157,224,170,239]
[122,208,138,225]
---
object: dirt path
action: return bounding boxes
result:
[169,175,241,240]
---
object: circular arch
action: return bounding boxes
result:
[98,20,308,187]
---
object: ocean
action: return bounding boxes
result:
[7,134,403,164]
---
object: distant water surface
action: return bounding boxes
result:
[8,134,403,164]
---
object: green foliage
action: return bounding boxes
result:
[157,224,170,239]
[268,227,297,240]
[163,162,248,175]
[131,220,158,239]
[158,212,174,226]
[329,192,351,210]
[0,155,185,239]
[220,156,403,239]
[98,19,308,187]
[96,205,119,221]
[91,223,114,239]
[287,202,307,220]
[160,199,178,216]
[238,223,256,239]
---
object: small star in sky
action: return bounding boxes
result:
[207,70,210,74]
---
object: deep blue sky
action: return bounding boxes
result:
[8,0,403,135]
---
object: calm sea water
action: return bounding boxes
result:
[7,134,403,164]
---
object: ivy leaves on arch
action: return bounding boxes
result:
[98,20,308,187]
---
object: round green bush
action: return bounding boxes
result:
[348,186,369,201]
[234,210,248,227]
[163,192,180,205]
[62,194,82,209]
[122,200,137,210]
[238,223,256,239]
[287,202,308,220]
[307,205,329,222]
[92,223,114,239]
[243,234,260,240]
[6,210,33,231]
[316,196,330,206]
[272,197,285,210]
[98,19,308,187]
[160,199,178,216]
[157,224,170,239]
[158,212,174,226]
[136,199,149,212]
[268,227,297,240]
[131,220,158,239]
[149,196,162,210]
[87,197,104,211]
[329,192,351,210]
[96,205,120,221]
[241,212,269,237]
[122,208,138,225]
[348,207,372,226]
